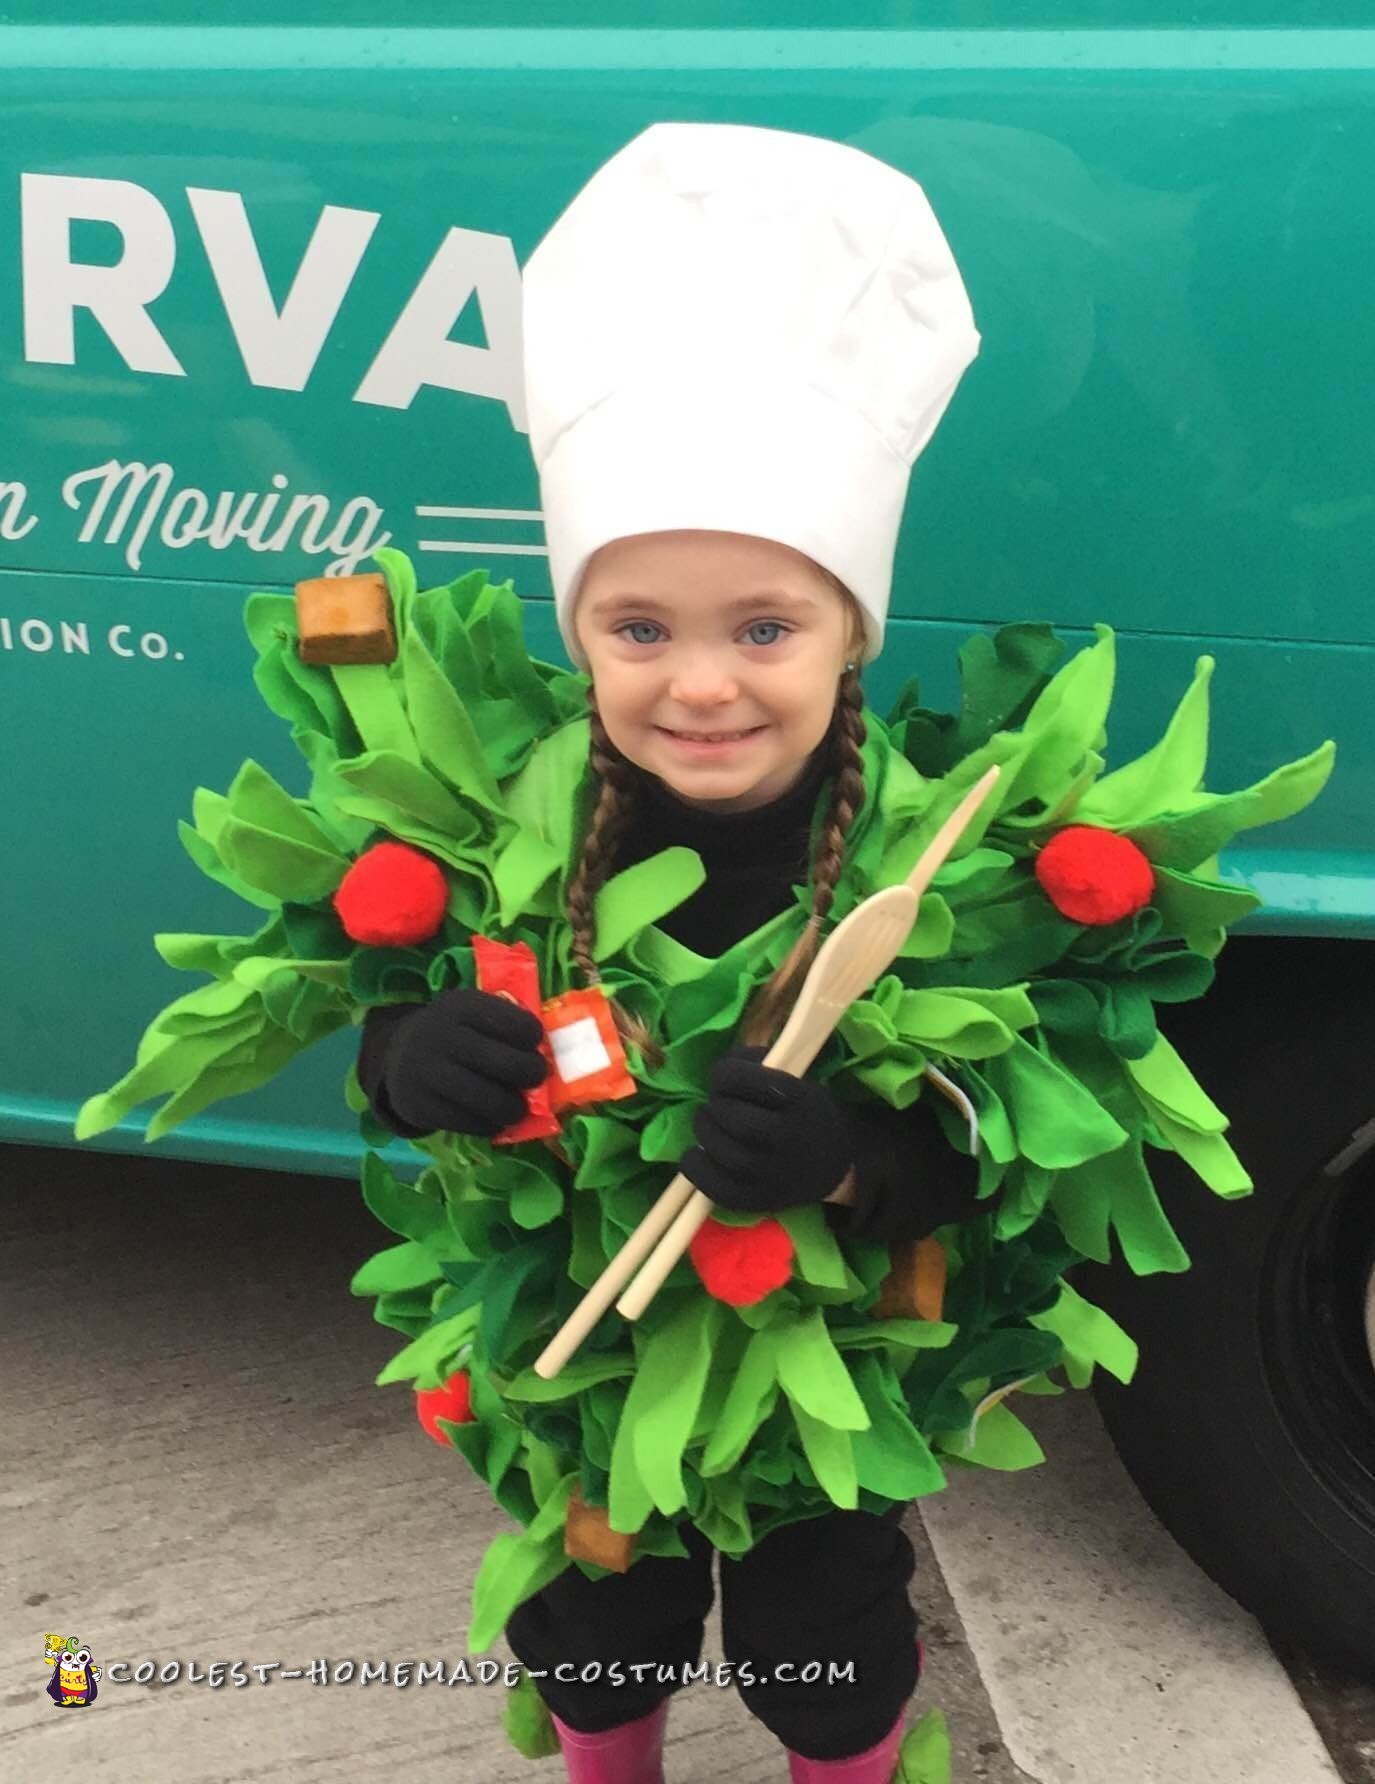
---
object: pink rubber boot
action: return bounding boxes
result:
[784,1708,905,1784]
[783,1640,925,1784]
[547,1698,669,1784]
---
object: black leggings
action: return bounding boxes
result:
[505,1502,920,1762]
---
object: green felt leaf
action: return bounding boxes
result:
[1029,1278,1138,1386]
[1151,865,1261,935]
[73,986,266,1139]
[995,625,1115,816]
[849,1353,947,1498]
[176,819,280,911]
[1126,739,1336,871]
[1096,1139,1190,1274]
[832,1320,958,1354]
[952,623,1067,754]
[246,610,360,757]
[983,1033,1129,1169]
[773,1309,870,1431]
[225,759,341,854]
[501,717,593,874]
[335,750,479,838]
[151,930,263,977]
[241,589,302,657]
[293,729,384,853]
[144,1016,341,1142]
[896,1708,953,1784]
[472,1243,551,1360]
[400,624,504,812]
[225,953,332,994]
[1146,1114,1254,1198]
[331,662,422,764]
[214,814,349,903]
[639,1098,700,1165]
[493,826,564,927]
[191,783,233,851]
[944,901,1084,982]
[1097,982,1157,1059]
[503,1667,560,1759]
[1123,1032,1227,1133]
[373,543,419,627]
[889,987,1021,1057]
[991,1158,1059,1241]
[700,1325,782,1477]
[501,1355,634,1402]
[467,579,566,757]
[607,1378,657,1535]
[695,1470,755,1555]
[578,1384,616,1470]
[594,849,708,962]
[344,1057,368,1116]
[786,1396,858,1507]
[690,1324,751,1444]
[467,1472,578,1654]
[375,1309,479,1387]
[777,1205,854,1292]
[1075,655,1213,827]
[939,1397,1045,1469]
[887,624,1061,777]
[844,1045,931,1111]
[1046,1161,1112,1264]
[371,1287,434,1338]
[505,1161,565,1230]
[350,1240,443,1296]
[626,1296,724,1515]
[623,922,715,988]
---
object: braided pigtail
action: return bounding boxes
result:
[565,688,668,1071]
[736,662,867,1050]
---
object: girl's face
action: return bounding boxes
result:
[573,530,863,814]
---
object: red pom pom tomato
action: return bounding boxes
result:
[416,1369,476,1443]
[334,840,449,946]
[689,1216,795,1307]
[1034,825,1155,926]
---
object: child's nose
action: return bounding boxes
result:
[667,654,740,705]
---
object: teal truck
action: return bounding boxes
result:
[2,3,1371,1677]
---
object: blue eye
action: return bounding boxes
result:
[614,619,790,646]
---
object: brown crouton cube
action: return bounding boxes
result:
[564,1483,637,1573]
[294,573,396,665]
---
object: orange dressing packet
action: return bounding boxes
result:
[539,987,638,1113]
[471,939,638,1142]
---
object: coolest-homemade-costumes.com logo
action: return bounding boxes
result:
[44,1634,101,1707]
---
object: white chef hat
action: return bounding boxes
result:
[521,121,980,672]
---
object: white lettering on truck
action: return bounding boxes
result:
[59,461,388,575]
[18,173,529,427]
[1,481,38,542]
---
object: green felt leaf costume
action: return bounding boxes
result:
[75,549,1336,1697]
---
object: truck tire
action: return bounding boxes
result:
[1082,935,1375,1680]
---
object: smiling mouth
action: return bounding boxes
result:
[657,725,766,743]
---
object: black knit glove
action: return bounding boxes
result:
[680,1043,856,1216]
[366,987,549,1139]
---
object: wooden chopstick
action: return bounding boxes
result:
[613,765,1004,1324]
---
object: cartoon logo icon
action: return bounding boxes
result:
[44,1634,101,1707]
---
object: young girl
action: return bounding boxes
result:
[359,529,989,1783]
[361,122,987,1781]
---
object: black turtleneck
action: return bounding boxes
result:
[358,741,987,1245]
[612,737,831,956]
